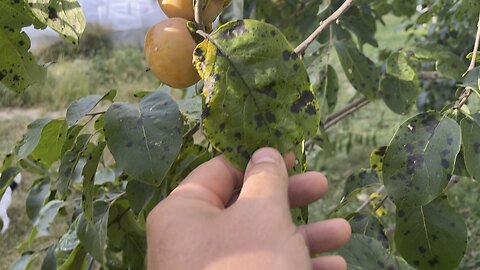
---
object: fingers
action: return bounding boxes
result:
[171,155,243,208]
[288,172,328,207]
[298,219,351,254]
[237,148,289,207]
[312,256,347,270]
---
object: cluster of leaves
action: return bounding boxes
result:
[2,0,480,269]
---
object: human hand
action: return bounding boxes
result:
[146,147,351,270]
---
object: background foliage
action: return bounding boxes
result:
[1,0,480,269]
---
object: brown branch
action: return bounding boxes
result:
[183,122,201,140]
[323,97,370,129]
[418,71,443,80]
[455,12,480,109]
[294,0,354,55]
[194,0,205,31]
[465,12,480,75]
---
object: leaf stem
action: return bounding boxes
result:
[455,12,480,109]
[194,0,205,31]
[183,122,201,140]
[294,0,354,55]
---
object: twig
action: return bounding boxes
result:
[86,111,105,117]
[294,0,354,55]
[455,12,480,109]
[355,185,385,213]
[323,97,370,129]
[194,0,205,31]
[418,71,443,80]
[464,12,480,76]
[23,158,55,179]
[183,122,201,140]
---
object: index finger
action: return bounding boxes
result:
[170,155,243,209]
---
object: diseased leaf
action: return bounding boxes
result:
[349,214,389,249]
[341,6,378,48]
[309,60,339,119]
[66,90,116,126]
[193,19,319,169]
[383,113,461,207]
[380,74,419,114]
[0,1,46,93]
[343,168,379,197]
[338,234,414,270]
[82,142,106,223]
[461,113,480,180]
[386,52,415,81]
[77,201,109,263]
[104,91,183,185]
[395,195,467,270]
[335,39,381,99]
[370,146,387,175]
[27,0,86,44]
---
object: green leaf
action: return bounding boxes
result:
[370,146,386,175]
[104,91,183,185]
[386,52,415,81]
[35,200,65,236]
[338,234,414,270]
[349,214,388,249]
[55,219,88,270]
[177,95,202,123]
[66,90,116,126]
[27,0,86,44]
[341,6,378,48]
[395,195,467,270]
[41,245,56,270]
[436,55,464,79]
[126,180,156,215]
[383,112,461,207]
[380,74,419,114]
[193,19,319,169]
[58,134,91,197]
[463,66,480,91]
[9,254,39,270]
[343,168,379,197]
[0,167,21,198]
[460,113,480,180]
[466,51,480,62]
[82,142,106,223]
[0,1,46,93]
[61,124,84,157]
[335,39,381,99]
[31,119,68,167]
[309,61,339,118]
[16,118,52,160]
[77,200,109,263]
[26,179,50,222]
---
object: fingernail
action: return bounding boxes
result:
[251,148,281,164]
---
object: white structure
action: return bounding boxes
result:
[0,173,22,234]
[25,0,166,52]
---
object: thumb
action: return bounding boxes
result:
[237,148,289,207]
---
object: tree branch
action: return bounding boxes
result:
[323,97,370,129]
[294,0,354,55]
[455,12,480,109]
[355,185,385,214]
[194,0,205,31]
[465,12,480,75]
[418,71,443,80]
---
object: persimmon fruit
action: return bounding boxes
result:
[158,0,224,23]
[144,17,200,89]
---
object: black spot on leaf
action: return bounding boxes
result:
[404,143,414,153]
[447,137,453,145]
[254,114,263,128]
[265,112,276,123]
[234,133,242,140]
[218,20,247,39]
[219,123,225,131]
[420,114,439,133]
[290,91,315,113]
[397,209,405,217]
[406,154,425,175]
[441,159,450,169]
[47,6,58,20]
[282,50,291,61]
[418,246,427,254]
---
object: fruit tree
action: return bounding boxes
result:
[1,0,480,269]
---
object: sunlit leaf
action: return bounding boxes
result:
[30,119,68,167]
[104,91,183,185]
[193,19,319,169]
[27,0,86,44]
[370,146,386,175]
[383,112,461,207]
[395,195,467,270]
[0,1,46,93]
